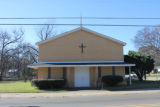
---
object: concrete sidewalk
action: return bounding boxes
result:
[1,89,160,98]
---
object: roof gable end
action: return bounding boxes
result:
[36,27,126,46]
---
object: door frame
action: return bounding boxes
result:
[74,67,90,87]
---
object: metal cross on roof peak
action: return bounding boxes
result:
[80,15,82,28]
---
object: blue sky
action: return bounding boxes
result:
[0,0,160,54]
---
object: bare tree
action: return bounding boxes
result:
[134,26,160,66]
[37,25,56,41]
[134,26,160,53]
[0,24,56,80]
[10,43,38,80]
[0,29,24,80]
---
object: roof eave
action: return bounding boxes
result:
[28,64,135,68]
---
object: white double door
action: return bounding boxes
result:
[74,67,90,87]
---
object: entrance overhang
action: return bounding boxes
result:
[28,61,135,69]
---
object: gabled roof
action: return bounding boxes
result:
[36,27,126,46]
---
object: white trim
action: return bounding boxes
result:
[39,61,124,64]
[36,27,126,46]
[28,64,135,68]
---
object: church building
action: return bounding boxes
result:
[28,27,134,88]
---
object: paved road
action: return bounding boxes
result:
[0,93,160,107]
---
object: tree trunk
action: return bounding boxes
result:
[144,70,147,80]
[0,76,2,81]
[0,72,3,81]
[135,69,143,81]
[24,75,28,82]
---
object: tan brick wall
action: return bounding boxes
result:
[37,66,125,88]
[90,67,96,87]
[39,30,124,62]
[51,67,63,79]
[101,67,112,76]
[38,67,48,79]
[66,67,74,88]
[101,66,125,77]
[115,66,125,77]
[38,67,74,88]
[38,67,63,79]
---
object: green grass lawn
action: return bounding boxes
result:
[0,80,160,92]
[147,74,160,77]
[104,80,160,91]
[0,81,66,93]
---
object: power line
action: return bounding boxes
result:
[83,17,160,19]
[0,17,78,19]
[0,17,160,20]
[0,23,159,27]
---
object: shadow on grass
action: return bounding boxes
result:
[39,87,102,92]
[40,88,68,92]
